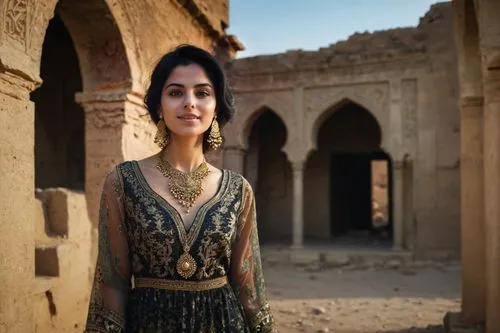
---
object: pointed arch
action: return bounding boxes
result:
[224,90,294,150]
[244,107,292,243]
[242,105,289,149]
[311,98,382,150]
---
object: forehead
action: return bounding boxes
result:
[165,63,212,86]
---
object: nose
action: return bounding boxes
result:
[183,92,195,110]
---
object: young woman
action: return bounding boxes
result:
[85,45,275,332]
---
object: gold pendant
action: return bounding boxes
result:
[176,251,197,279]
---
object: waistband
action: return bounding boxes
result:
[133,276,228,292]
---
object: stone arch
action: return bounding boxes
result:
[225,90,294,150]
[27,0,146,261]
[31,13,85,190]
[241,105,289,150]
[303,98,391,243]
[29,0,140,91]
[311,98,383,151]
[244,108,292,243]
[304,88,389,153]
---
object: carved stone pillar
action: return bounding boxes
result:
[291,162,305,248]
[453,0,487,327]
[0,71,37,333]
[223,146,246,175]
[76,87,153,261]
[461,96,486,324]
[483,71,500,333]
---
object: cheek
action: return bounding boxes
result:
[200,98,217,117]
[160,96,179,116]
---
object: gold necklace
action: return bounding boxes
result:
[155,155,210,214]
[155,155,210,279]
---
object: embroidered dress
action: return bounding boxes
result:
[85,161,275,333]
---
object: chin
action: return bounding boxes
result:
[171,129,206,140]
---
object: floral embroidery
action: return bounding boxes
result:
[85,162,275,332]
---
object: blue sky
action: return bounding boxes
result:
[227,0,449,58]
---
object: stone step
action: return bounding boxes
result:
[443,312,484,333]
[261,246,414,268]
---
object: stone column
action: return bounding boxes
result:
[392,161,404,250]
[461,96,486,324]
[453,0,486,325]
[479,2,500,331]
[483,70,500,333]
[291,162,304,248]
[0,71,37,333]
[387,78,410,250]
[76,87,150,262]
[223,146,246,175]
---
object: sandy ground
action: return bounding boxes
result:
[263,261,461,333]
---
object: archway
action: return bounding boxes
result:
[304,100,393,246]
[31,13,84,190]
[244,108,292,243]
[28,2,134,330]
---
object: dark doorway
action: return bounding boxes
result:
[329,150,393,244]
[304,100,393,246]
[31,13,84,190]
[245,109,292,243]
[330,153,372,237]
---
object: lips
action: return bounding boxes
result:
[178,114,200,120]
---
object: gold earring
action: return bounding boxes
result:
[154,119,169,149]
[207,118,222,150]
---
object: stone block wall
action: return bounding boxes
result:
[34,189,92,333]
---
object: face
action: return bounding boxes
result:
[160,63,216,141]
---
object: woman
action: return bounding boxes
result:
[85,45,275,332]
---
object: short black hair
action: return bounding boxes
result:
[144,44,235,151]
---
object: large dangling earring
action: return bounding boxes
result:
[154,118,169,149]
[207,118,222,151]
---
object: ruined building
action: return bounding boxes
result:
[1,0,499,332]
[225,3,460,257]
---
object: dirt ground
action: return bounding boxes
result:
[263,260,461,333]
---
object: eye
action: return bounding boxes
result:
[167,89,183,97]
[196,89,211,98]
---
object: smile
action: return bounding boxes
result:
[178,115,200,120]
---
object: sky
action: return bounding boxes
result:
[227,0,450,58]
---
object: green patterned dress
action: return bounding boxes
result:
[85,161,275,333]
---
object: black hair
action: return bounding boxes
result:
[144,44,235,151]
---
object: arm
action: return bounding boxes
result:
[85,168,131,333]
[230,179,275,333]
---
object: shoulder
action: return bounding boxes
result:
[106,160,135,175]
[225,170,254,196]
[102,160,137,188]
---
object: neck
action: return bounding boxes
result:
[161,135,205,173]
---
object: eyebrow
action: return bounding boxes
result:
[164,83,213,89]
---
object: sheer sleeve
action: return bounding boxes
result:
[85,168,131,333]
[230,179,276,333]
